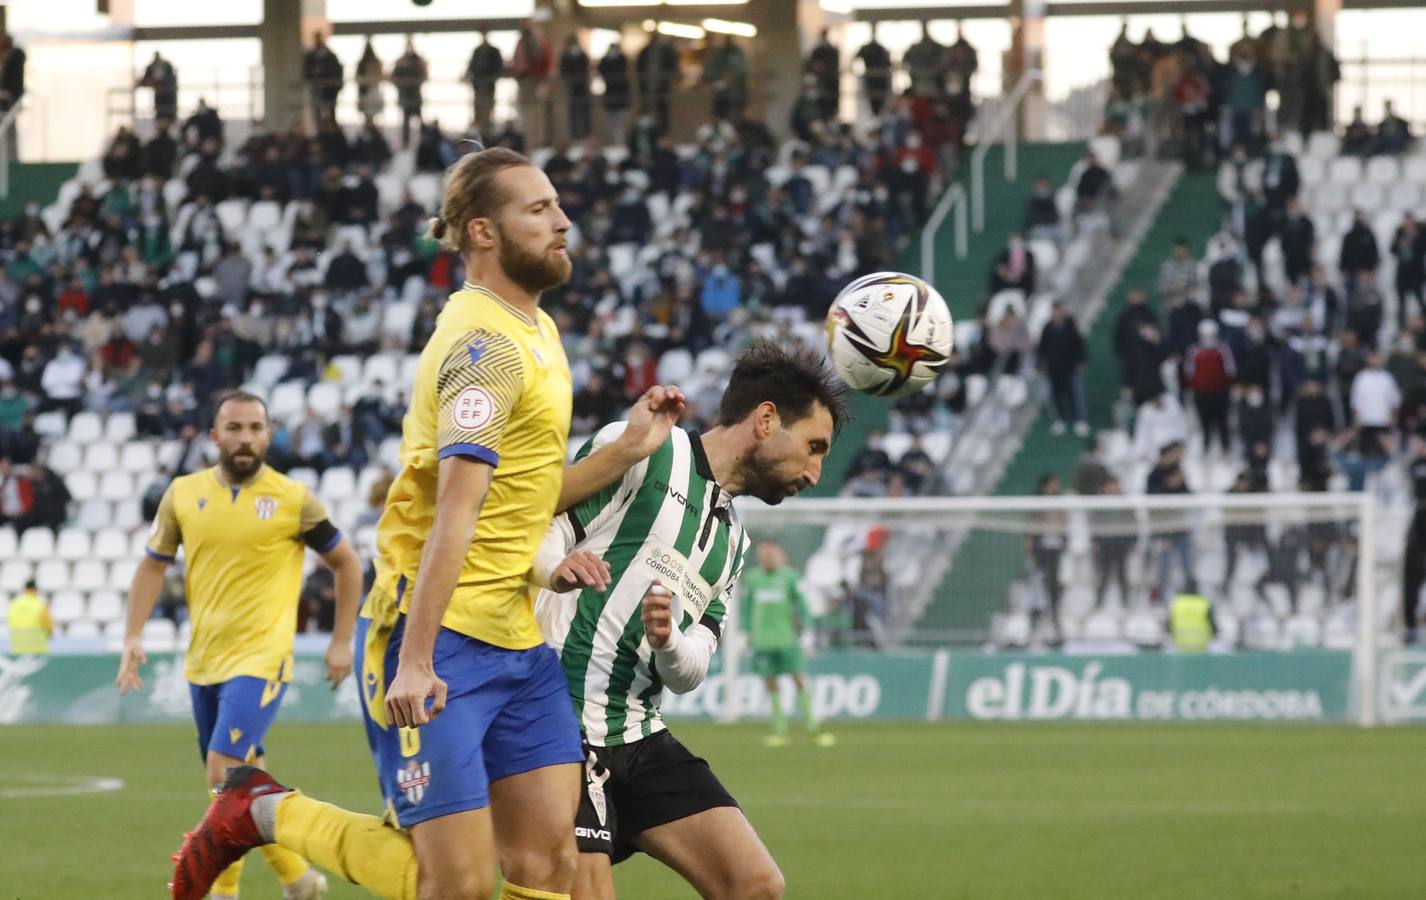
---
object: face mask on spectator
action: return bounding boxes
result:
[25,298,40,314]
[170,303,184,317]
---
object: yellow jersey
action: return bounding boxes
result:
[370,285,572,650]
[147,465,337,684]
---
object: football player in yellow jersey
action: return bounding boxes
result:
[119,390,364,900]
[171,148,683,900]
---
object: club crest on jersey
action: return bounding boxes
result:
[585,753,611,826]
[254,496,278,520]
[397,760,430,805]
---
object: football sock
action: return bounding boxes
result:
[212,857,244,896]
[796,686,816,732]
[270,792,418,900]
[261,843,311,886]
[769,691,787,736]
[501,883,570,900]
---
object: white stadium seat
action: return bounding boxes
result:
[656,348,694,385]
[248,200,282,232]
[399,354,421,387]
[99,471,134,502]
[1307,131,1341,159]
[0,560,32,593]
[33,411,68,438]
[286,468,319,491]
[253,354,291,388]
[307,382,342,419]
[75,498,110,531]
[363,353,400,387]
[121,442,158,473]
[112,501,143,530]
[381,301,416,342]
[1404,156,1426,185]
[319,467,357,502]
[66,620,100,639]
[19,528,55,561]
[89,591,123,623]
[93,528,129,561]
[1351,182,1385,211]
[55,528,92,561]
[109,560,139,591]
[1327,157,1362,186]
[50,590,86,625]
[1365,156,1400,184]
[69,412,103,443]
[216,198,249,234]
[141,617,176,651]
[0,527,16,559]
[48,441,83,472]
[84,441,120,472]
[1297,156,1325,185]
[72,560,108,592]
[129,529,151,559]
[34,560,70,592]
[270,381,308,423]
[104,412,137,443]
[330,355,364,385]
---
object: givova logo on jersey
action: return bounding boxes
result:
[397,760,431,805]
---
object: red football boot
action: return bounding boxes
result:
[170,765,289,900]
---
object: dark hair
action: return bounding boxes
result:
[717,342,848,436]
[213,390,269,425]
[425,147,534,253]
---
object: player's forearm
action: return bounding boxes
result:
[530,515,578,589]
[328,546,363,644]
[652,623,719,693]
[399,459,489,666]
[123,558,167,640]
[556,436,643,513]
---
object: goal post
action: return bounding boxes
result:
[731,491,1387,726]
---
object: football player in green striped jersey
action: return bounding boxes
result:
[533,343,846,900]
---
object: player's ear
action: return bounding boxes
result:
[753,401,778,440]
[467,216,494,250]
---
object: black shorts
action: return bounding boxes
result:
[575,729,739,863]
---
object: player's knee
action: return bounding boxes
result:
[728,862,785,900]
[416,867,496,900]
[503,839,579,892]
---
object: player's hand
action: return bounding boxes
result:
[115,638,147,694]
[386,660,447,728]
[619,385,687,460]
[641,581,675,650]
[324,639,354,689]
[551,550,611,593]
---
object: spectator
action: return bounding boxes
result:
[1092,476,1136,608]
[465,30,504,136]
[806,29,840,121]
[1350,352,1401,456]
[1404,437,1426,642]
[323,405,369,471]
[1037,301,1088,436]
[1147,443,1194,600]
[1339,211,1381,290]
[1378,99,1412,155]
[0,35,25,154]
[1074,151,1112,220]
[0,459,34,531]
[354,39,384,122]
[1222,46,1265,151]
[138,50,178,121]
[1114,287,1159,372]
[1156,236,1198,304]
[635,31,680,134]
[302,31,343,122]
[989,232,1036,294]
[1023,175,1062,244]
[0,379,24,432]
[1260,137,1300,213]
[854,27,894,116]
[1393,213,1426,329]
[6,579,51,655]
[1073,433,1112,496]
[1234,317,1274,393]
[1027,474,1067,644]
[558,35,592,142]
[703,36,749,123]
[1342,106,1373,156]
[904,22,946,100]
[391,38,428,150]
[598,41,632,145]
[39,343,85,416]
[1184,319,1235,454]
[1276,195,1315,286]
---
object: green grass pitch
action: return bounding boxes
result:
[2,721,1424,898]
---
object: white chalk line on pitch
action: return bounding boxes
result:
[0,773,125,797]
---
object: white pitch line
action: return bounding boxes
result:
[0,774,125,797]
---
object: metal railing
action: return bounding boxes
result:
[919,182,968,289]
[971,68,1043,233]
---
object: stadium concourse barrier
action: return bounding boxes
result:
[0,646,1393,726]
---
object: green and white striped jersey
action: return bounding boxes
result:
[536,424,750,747]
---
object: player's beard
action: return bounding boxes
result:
[736,442,801,506]
[496,224,572,295]
[219,445,264,483]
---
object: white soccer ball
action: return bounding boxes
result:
[825,271,954,398]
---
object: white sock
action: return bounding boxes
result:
[251,792,282,843]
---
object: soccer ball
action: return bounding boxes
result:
[825,271,954,398]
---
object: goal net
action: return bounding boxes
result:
[731,492,1393,722]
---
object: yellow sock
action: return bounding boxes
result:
[261,842,311,886]
[212,857,244,896]
[274,792,418,900]
[501,884,570,900]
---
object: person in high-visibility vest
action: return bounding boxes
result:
[7,579,52,655]
[1170,579,1216,653]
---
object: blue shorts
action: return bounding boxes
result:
[355,610,583,827]
[188,676,289,763]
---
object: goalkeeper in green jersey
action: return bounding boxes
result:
[741,541,834,748]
